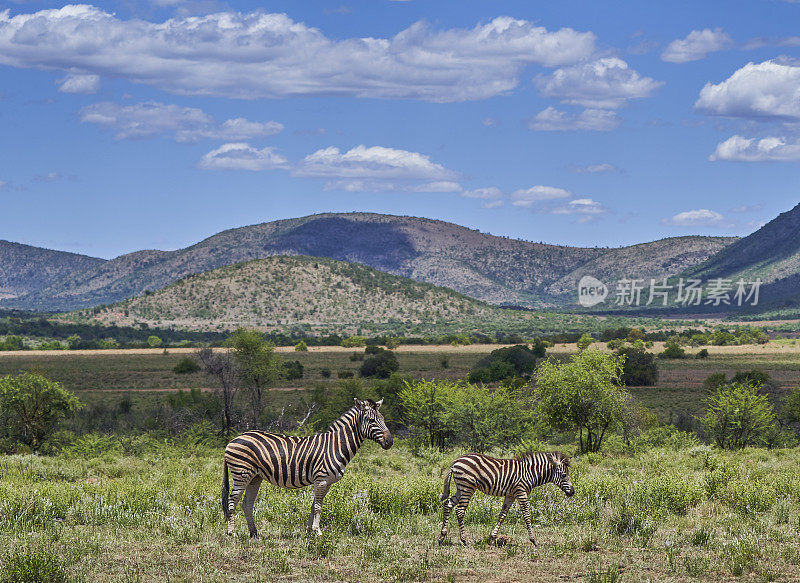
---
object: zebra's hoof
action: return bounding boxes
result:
[529,537,538,547]
[249,531,258,539]
[489,535,507,547]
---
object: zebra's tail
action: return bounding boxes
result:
[440,469,452,501]
[222,459,230,520]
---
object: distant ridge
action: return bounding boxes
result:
[0,212,735,312]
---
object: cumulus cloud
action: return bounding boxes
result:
[662,209,725,226]
[511,185,571,206]
[294,145,456,180]
[527,107,620,131]
[198,143,289,171]
[0,7,595,102]
[710,135,800,162]
[571,163,616,173]
[536,57,662,109]
[695,60,800,120]
[57,73,99,94]
[661,28,733,63]
[79,102,282,142]
[460,187,502,200]
[552,198,607,216]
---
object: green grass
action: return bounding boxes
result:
[3,441,800,582]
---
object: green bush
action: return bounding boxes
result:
[360,349,399,379]
[658,338,685,359]
[696,348,709,359]
[0,373,81,452]
[172,356,200,374]
[468,344,540,383]
[283,360,304,380]
[700,382,776,449]
[294,341,308,352]
[617,347,658,386]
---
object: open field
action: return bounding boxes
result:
[1,342,798,423]
[3,440,800,582]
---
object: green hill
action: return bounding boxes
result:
[66,255,498,335]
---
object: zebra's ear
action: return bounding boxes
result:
[353,398,364,409]
[375,399,384,409]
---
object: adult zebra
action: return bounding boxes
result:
[438,451,574,546]
[222,398,393,537]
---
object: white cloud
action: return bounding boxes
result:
[294,145,456,180]
[57,73,99,94]
[730,204,763,213]
[552,198,606,216]
[710,135,800,162]
[0,7,595,102]
[511,185,571,206]
[527,107,620,131]
[571,163,616,173]
[482,199,504,209]
[80,102,282,142]
[198,143,289,171]
[661,28,733,63]
[460,187,502,200]
[482,117,498,127]
[695,60,800,120]
[663,209,725,226]
[536,57,662,109]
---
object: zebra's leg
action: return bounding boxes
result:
[242,475,263,538]
[455,487,474,546]
[489,493,515,544]
[438,489,461,544]
[515,489,536,546]
[226,472,252,536]
[307,479,332,536]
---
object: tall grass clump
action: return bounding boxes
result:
[1,546,68,583]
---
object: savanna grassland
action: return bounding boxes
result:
[2,342,800,581]
[3,440,800,582]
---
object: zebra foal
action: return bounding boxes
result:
[222,398,393,537]
[438,451,574,546]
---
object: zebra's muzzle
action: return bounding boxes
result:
[380,431,393,450]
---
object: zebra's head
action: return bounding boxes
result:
[354,398,393,450]
[548,452,574,497]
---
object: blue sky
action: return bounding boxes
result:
[1,0,799,259]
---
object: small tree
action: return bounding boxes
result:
[535,351,628,453]
[360,348,399,379]
[576,333,595,351]
[228,328,283,427]
[399,380,463,449]
[658,338,685,359]
[0,372,80,452]
[147,335,163,348]
[617,347,658,386]
[700,382,776,449]
[197,348,239,437]
[294,341,308,352]
[173,356,201,374]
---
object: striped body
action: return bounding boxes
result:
[439,451,573,546]
[222,398,392,537]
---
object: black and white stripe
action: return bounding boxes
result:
[438,451,574,546]
[222,398,393,537]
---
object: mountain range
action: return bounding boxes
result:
[0,212,736,312]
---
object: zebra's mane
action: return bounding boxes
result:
[325,399,378,433]
[515,450,571,467]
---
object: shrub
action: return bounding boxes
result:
[696,348,709,359]
[616,347,657,386]
[320,368,332,379]
[703,372,727,393]
[577,333,595,350]
[173,356,200,374]
[283,360,304,380]
[535,351,628,453]
[294,341,308,352]
[341,336,367,348]
[700,382,777,449]
[658,338,685,359]
[468,344,539,383]
[147,335,162,348]
[731,369,772,389]
[360,349,399,379]
[0,373,81,452]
